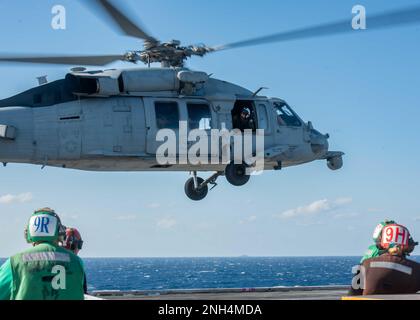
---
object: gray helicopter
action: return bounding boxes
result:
[0,1,419,201]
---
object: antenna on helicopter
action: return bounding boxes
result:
[252,87,269,97]
[36,76,48,86]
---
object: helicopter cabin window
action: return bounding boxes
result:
[155,101,180,130]
[231,100,257,131]
[273,102,302,127]
[187,103,212,130]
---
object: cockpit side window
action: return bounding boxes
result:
[273,102,302,127]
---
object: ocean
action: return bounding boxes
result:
[2,256,419,292]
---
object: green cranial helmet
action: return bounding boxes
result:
[25,208,66,244]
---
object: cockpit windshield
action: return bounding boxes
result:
[272,102,302,127]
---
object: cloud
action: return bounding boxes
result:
[275,197,353,220]
[240,215,257,224]
[0,192,33,205]
[157,217,177,229]
[276,199,330,219]
[334,197,353,205]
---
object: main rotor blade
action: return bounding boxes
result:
[213,5,420,51]
[86,0,158,43]
[0,54,125,66]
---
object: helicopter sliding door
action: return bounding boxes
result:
[184,99,217,161]
[144,98,216,164]
[231,100,274,163]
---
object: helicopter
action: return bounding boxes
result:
[0,1,419,201]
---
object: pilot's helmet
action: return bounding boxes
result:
[241,108,251,119]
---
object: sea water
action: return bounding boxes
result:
[2,256,419,291]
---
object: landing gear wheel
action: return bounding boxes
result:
[327,156,343,171]
[225,163,250,186]
[184,177,208,201]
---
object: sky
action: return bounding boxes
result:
[0,0,419,258]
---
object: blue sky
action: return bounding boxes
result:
[0,0,419,257]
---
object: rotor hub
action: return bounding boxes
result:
[136,41,213,67]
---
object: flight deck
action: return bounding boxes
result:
[89,286,420,300]
[91,286,349,300]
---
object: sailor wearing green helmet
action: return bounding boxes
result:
[360,220,418,263]
[0,208,85,300]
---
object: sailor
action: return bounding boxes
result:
[351,221,420,296]
[62,227,84,256]
[237,107,255,131]
[62,227,88,294]
[360,220,396,263]
[361,220,417,263]
[362,250,420,295]
[0,208,86,300]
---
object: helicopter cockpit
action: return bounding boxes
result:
[230,99,305,134]
[272,101,302,127]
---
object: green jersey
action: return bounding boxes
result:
[0,243,85,300]
[361,244,386,263]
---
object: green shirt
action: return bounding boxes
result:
[1,243,85,300]
[361,244,386,263]
[0,259,13,300]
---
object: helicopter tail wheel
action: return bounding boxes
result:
[184,177,208,201]
[225,163,251,187]
[327,156,343,171]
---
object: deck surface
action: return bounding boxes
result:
[92,286,350,300]
[90,286,420,300]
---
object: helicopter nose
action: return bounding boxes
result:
[309,129,329,156]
